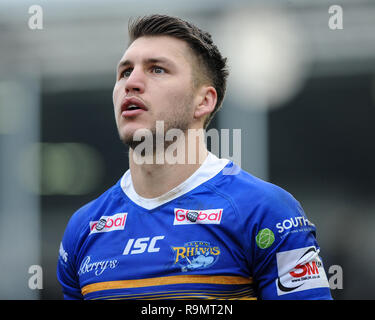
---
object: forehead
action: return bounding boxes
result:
[119,35,193,67]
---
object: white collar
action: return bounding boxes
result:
[120,152,229,210]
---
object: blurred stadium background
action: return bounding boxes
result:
[0,0,374,299]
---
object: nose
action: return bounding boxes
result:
[124,67,145,94]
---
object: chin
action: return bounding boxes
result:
[118,125,150,150]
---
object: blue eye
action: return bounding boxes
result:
[122,68,132,78]
[152,66,165,74]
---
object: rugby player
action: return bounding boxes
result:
[57,14,332,300]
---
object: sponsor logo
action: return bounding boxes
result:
[186,211,199,222]
[123,235,165,255]
[95,218,107,231]
[173,208,223,225]
[171,241,220,272]
[78,256,118,276]
[276,216,315,234]
[59,242,68,263]
[89,212,128,234]
[276,246,330,296]
[256,228,275,249]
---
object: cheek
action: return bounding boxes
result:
[112,83,122,107]
[166,85,191,107]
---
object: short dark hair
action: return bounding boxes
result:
[128,14,229,128]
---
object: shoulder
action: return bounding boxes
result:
[207,161,304,223]
[63,179,124,243]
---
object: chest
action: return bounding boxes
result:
[76,204,247,286]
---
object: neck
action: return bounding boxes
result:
[128,128,208,198]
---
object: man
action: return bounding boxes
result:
[57,14,332,300]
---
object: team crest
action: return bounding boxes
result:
[171,241,220,272]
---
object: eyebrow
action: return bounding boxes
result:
[117,57,176,71]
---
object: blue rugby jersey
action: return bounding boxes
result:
[57,153,332,300]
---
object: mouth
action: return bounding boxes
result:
[121,97,148,118]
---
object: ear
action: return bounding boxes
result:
[194,86,217,120]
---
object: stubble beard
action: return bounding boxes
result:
[120,97,193,152]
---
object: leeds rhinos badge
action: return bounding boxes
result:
[172,241,220,272]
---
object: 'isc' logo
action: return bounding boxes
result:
[122,235,165,255]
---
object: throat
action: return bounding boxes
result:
[129,150,208,199]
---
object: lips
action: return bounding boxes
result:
[121,97,148,118]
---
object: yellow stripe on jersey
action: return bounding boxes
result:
[81,274,253,297]
[92,286,256,300]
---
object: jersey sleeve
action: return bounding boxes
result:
[248,187,332,300]
[57,208,88,300]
